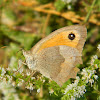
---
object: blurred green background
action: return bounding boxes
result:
[0,0,100,100]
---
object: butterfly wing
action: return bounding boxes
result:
[23,25,87,86]
[34,46,64,79]
[35,45,81,86]
[53,45,81,86]
[31,25,87,55]
[53,61,79,86]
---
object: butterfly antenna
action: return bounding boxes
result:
[14,60,26,73]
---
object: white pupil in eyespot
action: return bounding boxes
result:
[71,35,73,37]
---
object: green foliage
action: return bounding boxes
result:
[54,0,66,11]
[4,9,17,20]
[0,25,40,49]
[37,0,54,4]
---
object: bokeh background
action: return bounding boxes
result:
[0,0,100,100]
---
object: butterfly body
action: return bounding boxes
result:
[23,25,87,86]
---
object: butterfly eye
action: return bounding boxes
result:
[68,33,75,40]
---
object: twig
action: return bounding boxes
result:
[18,0,38,6]
[42,14,51,38]
[1,46,8,48]
[15,0,100,25]
[39,86,43,98]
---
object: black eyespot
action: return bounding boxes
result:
[68,33,75,40]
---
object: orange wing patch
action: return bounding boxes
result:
[37,31,80,53]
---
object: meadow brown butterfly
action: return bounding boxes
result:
[23,25,87,86]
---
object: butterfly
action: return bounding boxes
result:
[23,25,87,86]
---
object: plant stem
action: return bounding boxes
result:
[84,0,96,23]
